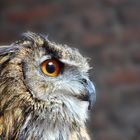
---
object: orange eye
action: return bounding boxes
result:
[41,59,61,77]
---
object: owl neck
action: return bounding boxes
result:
[18,98,90,140]
[19,114,90,140]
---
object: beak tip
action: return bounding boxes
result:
[88,94,96,110]
[81,78,96,110]
[85,79,96,110]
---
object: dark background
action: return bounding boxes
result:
[0,0,140,140]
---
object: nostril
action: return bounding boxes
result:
[81,78,87,84]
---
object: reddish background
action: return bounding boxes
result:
[0,0,140,140]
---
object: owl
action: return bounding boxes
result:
[0,32,96,140]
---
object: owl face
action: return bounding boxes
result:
[21,33,95,111]
[24,42,89,101]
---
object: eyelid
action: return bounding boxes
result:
[40,55,52,64]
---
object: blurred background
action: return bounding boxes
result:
[0,0,140,140]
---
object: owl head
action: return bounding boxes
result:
[0,32,96,128]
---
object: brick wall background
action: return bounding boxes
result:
[0,0,140,140]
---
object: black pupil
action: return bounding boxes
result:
[46,62,55,73]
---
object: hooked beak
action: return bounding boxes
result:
[82,78,96,110]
